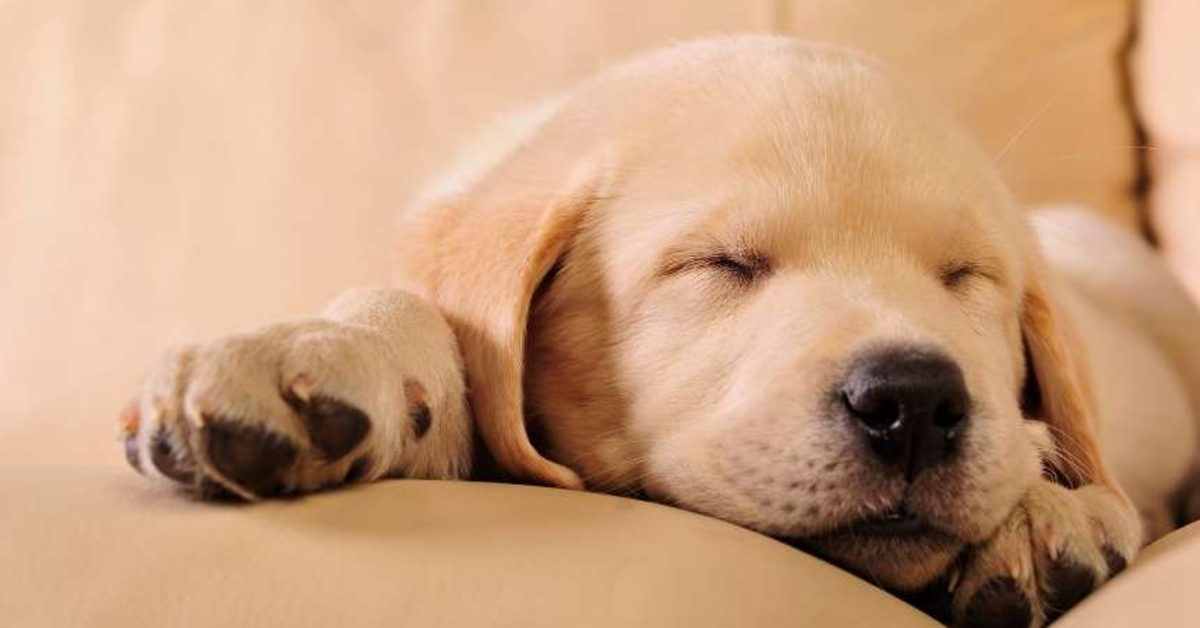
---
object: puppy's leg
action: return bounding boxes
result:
[119,288,472,499]
[949,424,1139,628]
[949,481,1136,627]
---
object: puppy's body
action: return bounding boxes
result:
[122,37,1199,626]
[1033,209,1200,536]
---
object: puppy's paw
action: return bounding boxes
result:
[950,481,1140,627]
[120,315,470,500]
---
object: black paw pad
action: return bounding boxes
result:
[283,393,371,460]
[960,577,1033,628]
[900,573,955,625]
[1101,545,1127,577]
[343,455,374,483]
[1042,557,1095,622]
[197,477,242,501]
[411,402,432,439]
[203,420,297,497]
[150,426,196,483]
[403,379,432,439]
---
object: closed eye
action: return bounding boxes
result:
[706,254,760,282]
[658,249,771,285]
[940,263,978,289]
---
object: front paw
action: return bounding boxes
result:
[948,481,1141,627]
[119,318,469,500]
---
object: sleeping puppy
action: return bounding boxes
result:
[118,37,1200,626]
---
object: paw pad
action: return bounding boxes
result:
[282,385,371,460]
[1042,557,1095,621]
[1101,545,1127,577]
[404,379,432,439]
[203,420,298,497]
[150,426,197,483]
[961,577,1032,628]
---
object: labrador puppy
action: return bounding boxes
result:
[119,37,1200,627]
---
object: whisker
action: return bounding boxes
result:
[1039,422,1094,483]
[992,88,1067,169]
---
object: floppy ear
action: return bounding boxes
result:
[1021,260,1118,490]
[393,133,605,490]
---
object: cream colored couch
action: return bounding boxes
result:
[4,2,1200,626]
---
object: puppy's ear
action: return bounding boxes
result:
[394,128,605,489]
[1021,261,1116,489]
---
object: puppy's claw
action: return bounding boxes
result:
[947,569,962,593]
[117,401,140,437]
[287,373,315,404]
[1007,560,1022,582]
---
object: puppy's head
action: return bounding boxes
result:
[399,37,1108,591]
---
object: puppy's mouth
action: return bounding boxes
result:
[848,505,933,537]
[778,502,956,550]
[778,503,964,593]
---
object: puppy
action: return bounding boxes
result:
[119,37,1200,627]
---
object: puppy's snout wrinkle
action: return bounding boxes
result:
[840,347,969,481]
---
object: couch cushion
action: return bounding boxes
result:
[1,471,940,628]
[4,470,1199,627]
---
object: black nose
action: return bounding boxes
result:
[840,347,969,480]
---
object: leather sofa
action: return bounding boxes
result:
[4,2,1198,625]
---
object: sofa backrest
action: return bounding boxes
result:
[0,1,1140,466]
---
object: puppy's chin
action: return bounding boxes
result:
[789,529,964,592]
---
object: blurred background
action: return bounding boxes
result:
[1,1,1197,470]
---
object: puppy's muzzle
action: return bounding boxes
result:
[840,347,969,481]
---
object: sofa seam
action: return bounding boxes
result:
[1117,0,1156,245]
